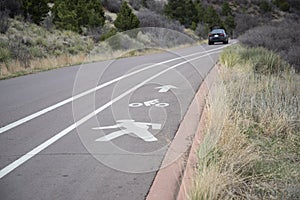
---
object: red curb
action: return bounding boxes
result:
[146,65,220,200]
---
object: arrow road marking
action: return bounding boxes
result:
[155,85,177,93]
[0,44,233,135]
[0,48,227,179]
[93,120,161,142]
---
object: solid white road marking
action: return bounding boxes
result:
[93,120,161,142]
[0,46,231,178]
[0,44,233,134]
[155,85,177,93]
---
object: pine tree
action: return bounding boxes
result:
[77,0,105,28]
[0,0,23,18]
[218,2,235,36]
[184,0,197,27]
[52,0,79,32]
[114,1,140,31]
[224,15,236,36]
[204,6,222,29]
[274,0,290,12]
[164,0,183,23]
[221,2,232,16]
[52,0,105,33]
[165,0,197,28]
[195,0,205,23]
[22,0,50,24]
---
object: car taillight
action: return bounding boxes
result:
[220,33,224,36]
[209,34,212,37]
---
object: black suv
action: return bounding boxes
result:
[208,29,228,45]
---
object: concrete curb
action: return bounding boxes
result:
[146,64,220,200]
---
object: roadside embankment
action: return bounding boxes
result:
[0,19,198,80]
[188,45,300,199]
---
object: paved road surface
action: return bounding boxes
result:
[0,41,235,200]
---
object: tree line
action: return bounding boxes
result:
[165,0,236,35]
[0,0,139,33]
[1,0,235,36]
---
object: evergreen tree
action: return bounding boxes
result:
[114,1,140,31]
[77,0,105,28]
[0,0,23,18]
[52,0,105,33]
[194,0,205,23]
[204,6,222,29]
[221,2,232,16]
[141,0,147,8]
[220,2,235,35]
[164,0,197,28]
[184,0,197,27]
[274,0,290,12]
[53,1,78,32]
[164,0,183,23]
[259,1,272,12]
[22,0,50,24]
[224,15,236,36]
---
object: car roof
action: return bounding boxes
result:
[211,29,225,33]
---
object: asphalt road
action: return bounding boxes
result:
[0,41,235,200]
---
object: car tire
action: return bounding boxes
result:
[223,40,228,44]
[208,41,213,45]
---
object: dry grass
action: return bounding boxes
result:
[0,53,87,79]
[0,41,201,80]
[189,45,300,200]
[1,18,200,79]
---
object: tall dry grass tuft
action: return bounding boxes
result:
[189,45,300,199]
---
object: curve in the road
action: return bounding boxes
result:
[0,45,232,135]
[0,49,225,179]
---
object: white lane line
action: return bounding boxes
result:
[0,44,231,134]
[0,49,224,179]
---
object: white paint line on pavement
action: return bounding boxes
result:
[0,49,224,179]
[0,44,233,135]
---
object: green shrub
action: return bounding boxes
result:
[222,45,290,75]
[239,20,300,72]
[0,10,10,34]
[279,2,290,11]
[251,48,288,74]
[273,0,290,12]
[259,1,272,12]
[52,0,105,33]
[0,47,11,63]
[53,49,63,56]
[191,21,197,31]
[100,28,117,41]
[30,47,44,58]
[114,1,140,31]
[36,37,47,46]
[219,46,240,68]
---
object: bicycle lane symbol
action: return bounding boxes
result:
[129,99,169,108]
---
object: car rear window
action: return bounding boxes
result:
[211,29,224,34]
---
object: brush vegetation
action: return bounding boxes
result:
[1,0,298,79]
[189,45,300,199]
[0,18,195,79]
[0,18,94,79]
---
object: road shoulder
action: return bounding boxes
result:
[146,64,220,200]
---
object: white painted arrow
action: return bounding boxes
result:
[155,85,177,93]
[93,120,161,142]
